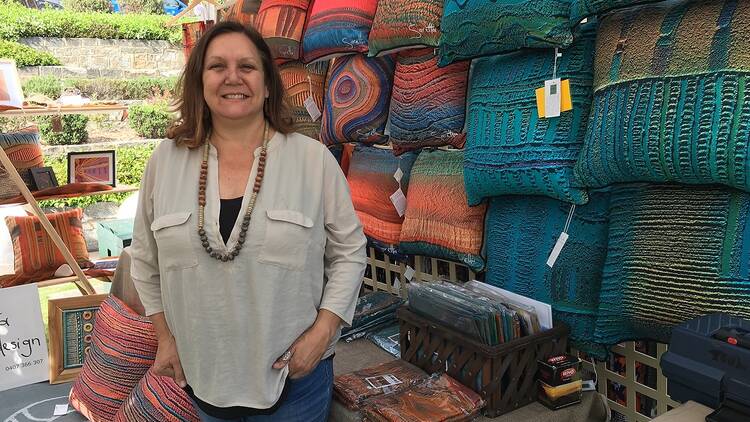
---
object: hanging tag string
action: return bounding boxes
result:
[563,203,576,234]
[552,47,561,80]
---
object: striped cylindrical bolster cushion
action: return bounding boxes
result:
[69,295,158,422]
[115,369,199,422]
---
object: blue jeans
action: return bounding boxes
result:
[192,358,333,422]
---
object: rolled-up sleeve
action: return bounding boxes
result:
[320,150,367,327]
[130,154,163,316]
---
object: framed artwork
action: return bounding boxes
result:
[0,59,23,110]
[30,166,59,190]
[67,151,116,187]
[48,294,108,384]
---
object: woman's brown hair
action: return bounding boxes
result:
[168,21,295,148]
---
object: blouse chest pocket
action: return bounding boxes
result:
[259,210,315,271]
[151,212,198,270]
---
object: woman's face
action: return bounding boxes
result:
[202,32,269,122]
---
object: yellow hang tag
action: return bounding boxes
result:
[535,79,572,118]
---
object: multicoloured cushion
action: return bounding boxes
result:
[367,0,444,57]
[0,125,43,197]
[484,190,611,358]
[257,0,308,61]
[279,61,329,140]
[389,49,469,155]
[223,0,262,27]
[574,0,750,193]
[438,0,574,66]
[69,296,158,422]
[570,0,659,23]
[594,183,750,346]
[320,54,395,145]
[399,149,487,271]
[348,145,418,251]
[181,21,214,61]
[0,209,91,288]
[301,0,379,63]
[114,369,199,422]
[464,25,596,206]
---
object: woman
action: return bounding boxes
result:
[130,21,367,422]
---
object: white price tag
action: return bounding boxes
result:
[390,188,407,217]
[393,277,401,292]
[404,266,416,281]
[546,232,569,268]
[303,96,321,121]
[53,404,69,416]
[394,167,403,183]
[544,78,562,118]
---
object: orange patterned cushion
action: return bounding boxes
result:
[0,209,91,288]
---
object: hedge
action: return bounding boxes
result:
[0,39,60,66]
[128,102,173,138]
[0,1,181,44]
[22,76,177,100]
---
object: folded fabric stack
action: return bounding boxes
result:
[367,323,401,358]
[341,291,404,342]
[333,359,428,410]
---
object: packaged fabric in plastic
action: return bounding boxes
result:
[367,324,400,358]
[333,359,427,410]
[361,373,485,421]
[341,291,404,341]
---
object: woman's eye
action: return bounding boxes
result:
[209,64,224,70]
[242,65,255,70]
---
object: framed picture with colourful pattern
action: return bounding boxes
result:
[48,294,108,384]
[67,151,116,187]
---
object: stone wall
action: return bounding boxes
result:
[18,37,184,78]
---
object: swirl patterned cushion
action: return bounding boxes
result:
[389,49,469,155]
[279,61,329,140]
[367,0,444,56]
[594,183,750,346]
[320,54,395,145]
[256,0,309,61]
[464,25,596,205]
[399,149,487,271]
[574,0,750,193]
[0,125,43,198]
[301,0,379,63]
[438,0,573,66]
[114,369,199,422]
[484,190,611,358]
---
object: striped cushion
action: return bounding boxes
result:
[301,0,379,63]
[484,191,611,358]
[570,0,660,23]
[348,145,418,250]
[389,49,469,155]
[399,149,487,271]
[224,0,262,27]
[279,61,329,140]
[438,0,573,66]
[257,0,308,61]
[0,126,43,197]
[114,369,199,422]
[594,184,750,346]
[367,0,443,56]
[0,209,91,288]
[574,0,750,193]
[464,25,595,206]
[320,54,395,145]
[181,21,214,61]
[69,296,158,422]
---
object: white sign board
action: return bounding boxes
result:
[0,284,50,392]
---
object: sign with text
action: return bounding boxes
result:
[0,284,49,392]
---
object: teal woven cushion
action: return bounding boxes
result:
[484,191,611,358]
[569,0,660,24]
[594,183,750,346]
[465,24,596,206]
[438,0,573,66]
[574,0,750,193]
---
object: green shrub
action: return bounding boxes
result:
[74,76,177,100]
[38,114,89,145]
[121,0,163,14]
[129,102,172,138]
[0,40,61,66]
[0,1,181,44]
[61,0,111,13]
[22,75,63,99]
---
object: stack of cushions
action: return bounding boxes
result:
[595,183,750,346]
[70,296,199,421]
[399,149,487,272]
[224,0,262,27]
[333,359,428,410]
[438,0,574,66]
[256,0,309,61]
[279,61,329,140]
[0,126,44,199]
[574,0,750,193]
[367,0,444,57]
[569,0,659,23]
[0,209,92,288]
[301,0,379,63]
[484,190,611,358]
[320,55,395,145]
[347,145,418,252]
[465,25,596,205]
[389,49,469,155]
[181,21,214,61]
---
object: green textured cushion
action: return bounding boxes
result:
[574,0,750,193]
[569,0,660,24]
